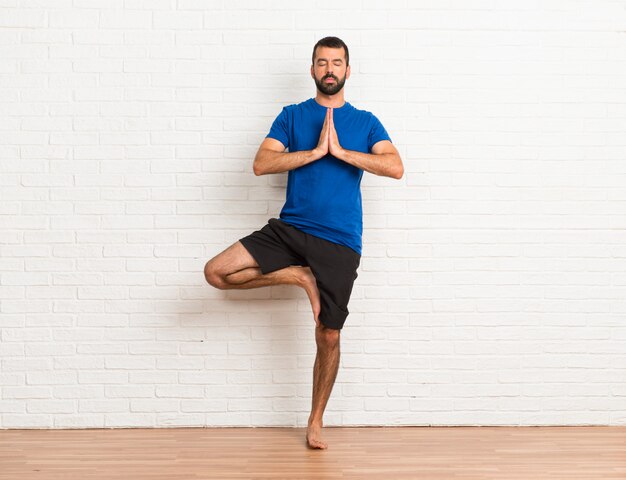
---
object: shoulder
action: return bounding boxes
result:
[346,103,381,122]
[272,99,312,122]
[348,103,372,115]
[282,98,312,113]
[346,104,387,132]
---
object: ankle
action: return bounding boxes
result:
[307,417,323,427]
[292,266,308,287]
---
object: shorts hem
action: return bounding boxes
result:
[239,237,272,275]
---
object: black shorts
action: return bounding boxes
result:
[238,218,361,330]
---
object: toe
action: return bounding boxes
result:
[307,439,327,449]
[306,429,328,449]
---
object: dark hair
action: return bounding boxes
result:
[312,36,349,67]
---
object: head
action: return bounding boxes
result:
[311,36,351,96]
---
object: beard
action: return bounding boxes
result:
[314,73,346,96]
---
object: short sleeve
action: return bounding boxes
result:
[266,107,289,150]
[368,113,392,152]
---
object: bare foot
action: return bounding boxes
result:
[306,422,327,449]
[299,266,321,326]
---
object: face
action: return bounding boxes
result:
[311,46,350,96]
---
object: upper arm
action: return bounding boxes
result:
[253,137,286,175]
[371,139,398,156]
[266,107,290,150]
[258,137,286,154]
[371,140,404,179]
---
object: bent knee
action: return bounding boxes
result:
[204,261,227,289]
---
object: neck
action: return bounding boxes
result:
[314,91,346,108]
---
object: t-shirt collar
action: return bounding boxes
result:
[311,97,350,111]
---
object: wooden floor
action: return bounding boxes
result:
[1,426,625,479]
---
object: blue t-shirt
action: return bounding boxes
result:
[265,97,391,255]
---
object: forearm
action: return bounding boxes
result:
[335,148,403,179]
[254,148,321,175]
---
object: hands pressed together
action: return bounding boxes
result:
[312,107,345,161]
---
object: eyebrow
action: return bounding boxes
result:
[317,58,343,62]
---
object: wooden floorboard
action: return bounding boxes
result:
[1,426,625,479]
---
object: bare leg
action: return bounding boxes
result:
[306,325,340,449]
[205,240,333,447]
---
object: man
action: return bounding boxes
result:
[204,36,403,449]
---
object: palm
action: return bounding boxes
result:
[314,107,343,159]
[328,108,342,156]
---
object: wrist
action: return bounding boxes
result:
[310,148,324,161]
[333,147,347,161]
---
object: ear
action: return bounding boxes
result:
[310,65,314,79]
[346,64,351,80]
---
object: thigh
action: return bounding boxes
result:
[305,238,361,330]
[239,218,307,275]
[205,240,260,277]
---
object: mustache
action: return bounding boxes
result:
[323,75,337,81]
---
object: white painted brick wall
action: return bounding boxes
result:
[1,1,626,429]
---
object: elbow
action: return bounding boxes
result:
[253,159,264,176]
[392,162,404,180]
